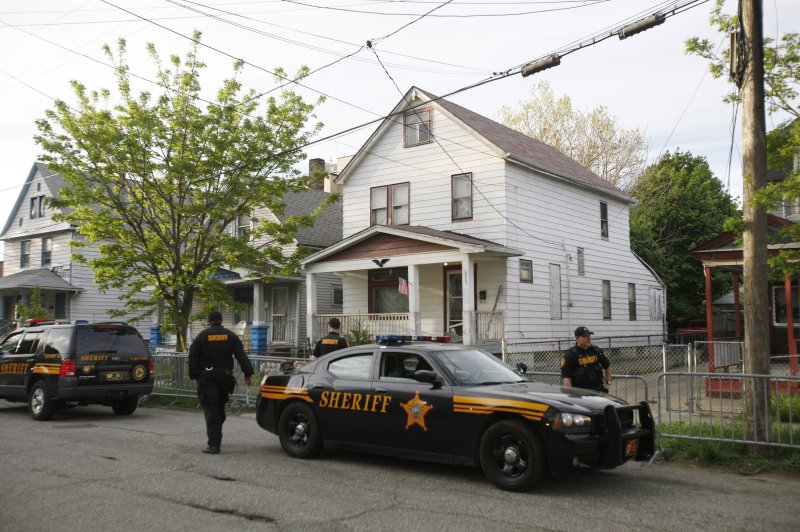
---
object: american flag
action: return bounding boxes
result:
[398,277,409,295]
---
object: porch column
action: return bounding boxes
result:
[788,277,798,376]
[252,281,265,324]
[704,266,715,371]
[306,272,318,346]
[408,264,421,336]
[732,272,742,339]
[462,255,475,346]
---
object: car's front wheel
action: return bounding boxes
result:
[112,396,139,415]
[278,402,322,458]
[28,381,57,421]
[479,419,544,491]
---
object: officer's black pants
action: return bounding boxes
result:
[197,372,230,449]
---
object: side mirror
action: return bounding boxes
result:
[414,369,442,388]
[515,362,528,375]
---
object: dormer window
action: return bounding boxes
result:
[404,108,431,147]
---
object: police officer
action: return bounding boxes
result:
[561,326,612,392]
[189,311,254,454]
[312,318,348,358]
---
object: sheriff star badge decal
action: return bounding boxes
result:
[400,391,433,431]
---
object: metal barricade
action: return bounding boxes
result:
[524,371,649,406]
[657,371,800,451]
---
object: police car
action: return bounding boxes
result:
[0,321,154,420]
[256,336,654,492]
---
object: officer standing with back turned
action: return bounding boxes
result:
[189,311,254,454]
[312,318,349,359]
[561,326,612,392]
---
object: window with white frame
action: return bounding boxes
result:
[602,280,611,319]
[649,287,663,320]
[371,183,409,226]
[452,173,473,220]
[333,285,343,306]
[236,215,251,239]
[520,259,533,283]
[600,201,608,239]
[20,240,31,268]
[577,247,585,276]
[41,237,52,266]
[628,283,637,320]
[404,108,431,147]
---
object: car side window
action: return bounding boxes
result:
[0,331,23,355]
[17,331,43,355]
[380,352,434,381]
[41,329,71,356]
[327,353,373,380]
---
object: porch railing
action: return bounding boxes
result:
[314,314,410,342]
[476,311,504,342]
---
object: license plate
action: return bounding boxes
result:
[625,439,639,457]
[105,372,123,381]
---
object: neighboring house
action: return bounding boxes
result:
[0,163,343,352]
[302,87,665,346]
[0,163,132,330]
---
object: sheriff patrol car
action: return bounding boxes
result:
[0,321,153,420]
[256,336,654,492]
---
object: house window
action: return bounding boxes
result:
[368,268,409,313]
[628,283,637,320]
[404,108,431,147]
[41,237,52,266]
[452,173,473,220]
[38,196,45,217]
[29,196,45,219]
[370,183,409,226]
[549,264,562,320]
[236,215,251,239]
[20,240,31,268]
[649,287,663,320]
[577,247,585,276]
[602,280,611,319]
[600,201,608,239]
[519,259,533,283]
[333,285,343,306]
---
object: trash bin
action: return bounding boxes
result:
[150,325,162,347]
[250,324,270,355]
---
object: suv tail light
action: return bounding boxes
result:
[148,357,154,374]
[60,359,76,377]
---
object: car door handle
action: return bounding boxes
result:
[374,387,389,394]
[311,384,326,390]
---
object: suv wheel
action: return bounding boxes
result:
[29,381,57,421]
[112,396,139,416]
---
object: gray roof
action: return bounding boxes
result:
[1,162,68,239]
[0,268,82,292]
[279,190,343,249]
[416,88,629,201]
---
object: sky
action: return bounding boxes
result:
[1,0,798,261]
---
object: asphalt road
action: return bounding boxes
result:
[0,399,796,532]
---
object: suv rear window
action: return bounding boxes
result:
[75,326,146,355]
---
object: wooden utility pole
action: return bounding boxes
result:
[739,0,771,454]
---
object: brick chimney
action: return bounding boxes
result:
[309,158,326,190]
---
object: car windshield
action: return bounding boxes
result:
[75,326,146,356]
[436,349,526,386]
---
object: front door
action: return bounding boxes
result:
[271,287,289,342]
[446,270,463,337]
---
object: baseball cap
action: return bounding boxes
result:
[574,326,593,337]
[328,318,341,329]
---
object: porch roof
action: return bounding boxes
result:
[0,268,83,292]
[690,214,798,267]
[302,224,522,268]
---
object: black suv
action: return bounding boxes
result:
[0,322,154,420]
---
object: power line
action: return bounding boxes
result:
[276,0,611,17]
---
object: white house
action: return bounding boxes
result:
[302,87,665,346]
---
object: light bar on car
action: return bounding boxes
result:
[376,335,451,344]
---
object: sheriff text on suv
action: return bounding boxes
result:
[0,322,154,420]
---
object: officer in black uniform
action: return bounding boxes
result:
[189,311,254,454]
[560,326,612,392]
[312,318,349,358]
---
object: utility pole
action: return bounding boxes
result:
[738,0,771,454]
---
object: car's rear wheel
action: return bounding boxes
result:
[278,402,322,458]
[29,381,57,421]
[479,419,544,491]
[112,396,139,415]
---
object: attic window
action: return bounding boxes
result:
[404,108,431,147]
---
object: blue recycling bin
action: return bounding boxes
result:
[250,324,269,355]
[150,325,162,347]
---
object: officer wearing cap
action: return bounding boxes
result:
[189,310,254,454]
[312,318,349,358]
[561,326,612,392]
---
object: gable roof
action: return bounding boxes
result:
[336,86,631,203]
[278,190,343,249]
[1,162,69,239]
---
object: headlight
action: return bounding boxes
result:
[554,412,593,430]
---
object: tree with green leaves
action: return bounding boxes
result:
[16,285,49,324]
[36,34,330,350]
[629,151,739,330]
[498,80,648,190]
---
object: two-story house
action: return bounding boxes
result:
[1,163,343,351]
[302,87,665,346]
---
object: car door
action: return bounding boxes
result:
[370,349,455,458]
[0,330,42,399]
[309,349,381,445]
